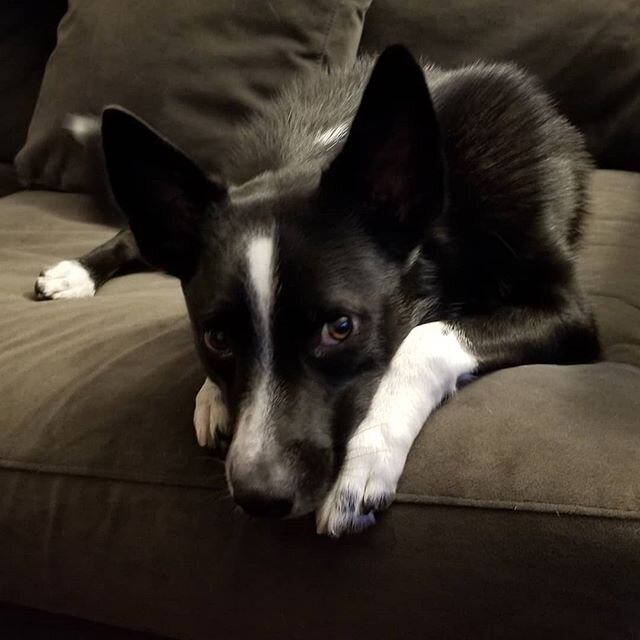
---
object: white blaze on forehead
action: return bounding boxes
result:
[228,230,281,474]
[246,235,275,333]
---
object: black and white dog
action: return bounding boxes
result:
[35,46,599,536]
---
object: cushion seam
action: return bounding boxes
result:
[0,458,224,492]
[394,492,640,520]
[1,459,638,520]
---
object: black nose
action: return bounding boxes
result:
[234,490,293,519]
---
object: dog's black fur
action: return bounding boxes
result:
[36,46,600,527]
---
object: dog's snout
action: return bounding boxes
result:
[227,452,295,518]
[233,488,293,518]
[227,418,333,519]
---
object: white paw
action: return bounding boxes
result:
[316,426,398,537]
[35,260,95,300]
[193,378,230,454]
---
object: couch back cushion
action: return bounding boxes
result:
[360,0,640,172]
[15,0,370,192]
[0,0,66,163]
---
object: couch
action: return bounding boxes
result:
[1,2,639,638]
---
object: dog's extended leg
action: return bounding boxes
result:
[316,306,599,537]
[35,228,145,300]
[316,321,477,536]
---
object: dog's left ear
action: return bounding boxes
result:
[323,45,445,255]
[102,107,227,279]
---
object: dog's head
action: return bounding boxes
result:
[102,46,446,518]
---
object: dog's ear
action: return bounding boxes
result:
[322,45,445,255]
[101,107,227,279]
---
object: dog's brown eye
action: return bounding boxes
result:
[204,329,233,357]
[321,315,354,346]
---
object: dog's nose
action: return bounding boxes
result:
[233,489,293,518]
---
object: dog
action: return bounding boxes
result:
[34,46,600,537]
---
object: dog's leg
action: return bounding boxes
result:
[316,321,477,536]
[316,306,599,536]
[35,228,145,300]
[193,378,231,455]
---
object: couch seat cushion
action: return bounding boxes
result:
[0,170,639,515]
[1,170,639,638]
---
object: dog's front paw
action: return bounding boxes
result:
[193,378,230,456]
[35,260,95,300]
[316,428,397,537]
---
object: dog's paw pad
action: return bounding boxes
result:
[316,426,400,537]
[35,260,95,300]
[316,490,379,538]
[316,474,396,537]
[194,378,230,456]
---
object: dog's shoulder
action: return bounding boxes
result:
[431,61,591,249]
[432,61,590,196]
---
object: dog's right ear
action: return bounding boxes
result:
[322,45,445,258]
[101,107,227,279]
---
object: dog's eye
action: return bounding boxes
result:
[204,329,233,358]
[321,315,355,346]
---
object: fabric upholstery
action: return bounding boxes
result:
[0,171,638,635]
[0,168,636,512]
[359,1,640,172]
[0,603,169,640]
[14,0,370,192]
[2,486,639,639]
[0,0,65,162]
[5,4,639,635]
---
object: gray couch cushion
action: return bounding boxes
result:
[0,169,637,513]
[360,1,640,172]
[15,0,370,192]
[2,479,639,639]
[0,170,638,635]
[0,1,65,163]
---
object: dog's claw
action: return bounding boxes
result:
[194,378,230,457]
[362,492,393,515]
[316,487,387,537]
